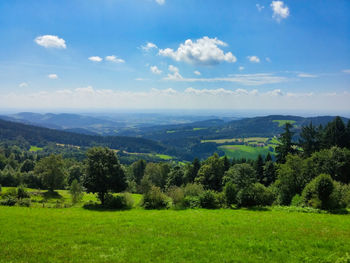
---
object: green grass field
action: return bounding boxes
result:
[29,146,43,152]
[273,120,297,127]
[1,206,350,263]
[219,145,272,159]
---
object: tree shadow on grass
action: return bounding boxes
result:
[82,202,131,212]
[42,190,63,200]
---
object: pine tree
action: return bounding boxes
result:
[276,123,296,163]
[299,122,320,157]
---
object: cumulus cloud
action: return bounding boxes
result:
[239,66,245,71]
[105,55,125,63]
[141,42,158,51]
[165,65,183,80]
[271,1,290,22]
[155,0,165,5]
[150,66,162,74]
[159,36,237,65]
[194,70,201,76]
[19,82,28,88]
[247,56,260,63]
[48,74,58,79]
[256,4,265,12]
[88,56,103,62]
[342,69,350,74]
[3,86,348,111]
[298,73,318,78]
[34,35,66,49]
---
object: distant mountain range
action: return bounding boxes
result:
[0,113,348,161]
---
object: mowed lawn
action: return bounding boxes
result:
[1,207,350,262]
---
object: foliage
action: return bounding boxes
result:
[223,163,257,189]
[69,179,84,204]
[275,123,296,163]
[83,147,127,205]
[196,153,224,191]
[34,154,66,191]
[236,183,274,207]
[141,186,169,209]
[104,193,134,210]
[223,181,237,206]
[183,183,204,197]
[167,186,185,209]
[290,194,303,207]
[199,190,219,209]
[17,185,29,199]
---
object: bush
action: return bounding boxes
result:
[199,190,219,209]
[236,183,274,207]
[224,182,237,206]
[17,198,31,207]
[0,196,17,206]
[17,185,29,199]
[2,188,17,198]
[302,174,339,210]
[104,193,134,210]
[167,186,185,209]
[183,183,204,197]
[141,186,169,209]
[69,179,84,204]
[0,184,2,194]
[291,194,303,207]
[183,196,201,208]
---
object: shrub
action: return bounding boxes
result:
[105,193,134,210]
[291,194,303,207]
[302,174,338,210]
[141,186,169,209]
[17,198,31,207]
[183,196,201,208]
[2,188,17,198]
[69,179,84,204]
[199,190,219,209]
[0,196,17,206]
[167,186,185,209]
[183,183,204,197]
[0,184,2,194]
[236,183,274,207]
[17,185,29,199]
[224,182,237,206]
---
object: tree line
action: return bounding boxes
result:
[0,116,350,211]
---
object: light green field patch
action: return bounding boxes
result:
[273,120,297,127]
[166,130,176,134]
[219,145,272,159]
[29,146,43,152]
[154,154,173,160]
[193,127,207,131]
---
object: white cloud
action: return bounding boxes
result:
[194,70,201,76]
[239,66,245,71]
[88,56,103,62]
[268,89,283,96]
[19,82,28,88]
[247,56,260,63]
[271,1,290,22]
[266,57,271,62]
[34,35,66,49]
[159,36,237,65]
[150,66,162,74]
[164,72,288,86]
[165,65,183,80]
[48,74,58,79]
[105,55,125,63]
[141,42,158,51]
[2,87,349,110]
[342,69,350,74]
[155,0,165,5]
[256,4,265,12]
[298,73,318,78]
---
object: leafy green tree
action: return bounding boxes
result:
[183,158,201,184]
[166,166,184,188]
[223,156,231,172]
[254,155,264,184]
[276,123,296,163]
[144,162,169,189]
[70,179,84,204]
[299,122,321,157]
[20,159,35,173]
[262,161,276,186]
[322,116,347,149]
[83,147,126,205]
[224,181,237,206]
[34,154,66,192]
[132,159,146,184]
[0,154,7,170]
[68,164,83,185]
[196,153,224,191]
[223,163,257,190]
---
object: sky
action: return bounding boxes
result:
[0,0,350,112]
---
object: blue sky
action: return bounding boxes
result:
[0,0,349,111]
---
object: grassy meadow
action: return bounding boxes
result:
[1,206,350,263]
[218,145,272,160]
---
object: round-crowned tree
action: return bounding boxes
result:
[83,147,127,205]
